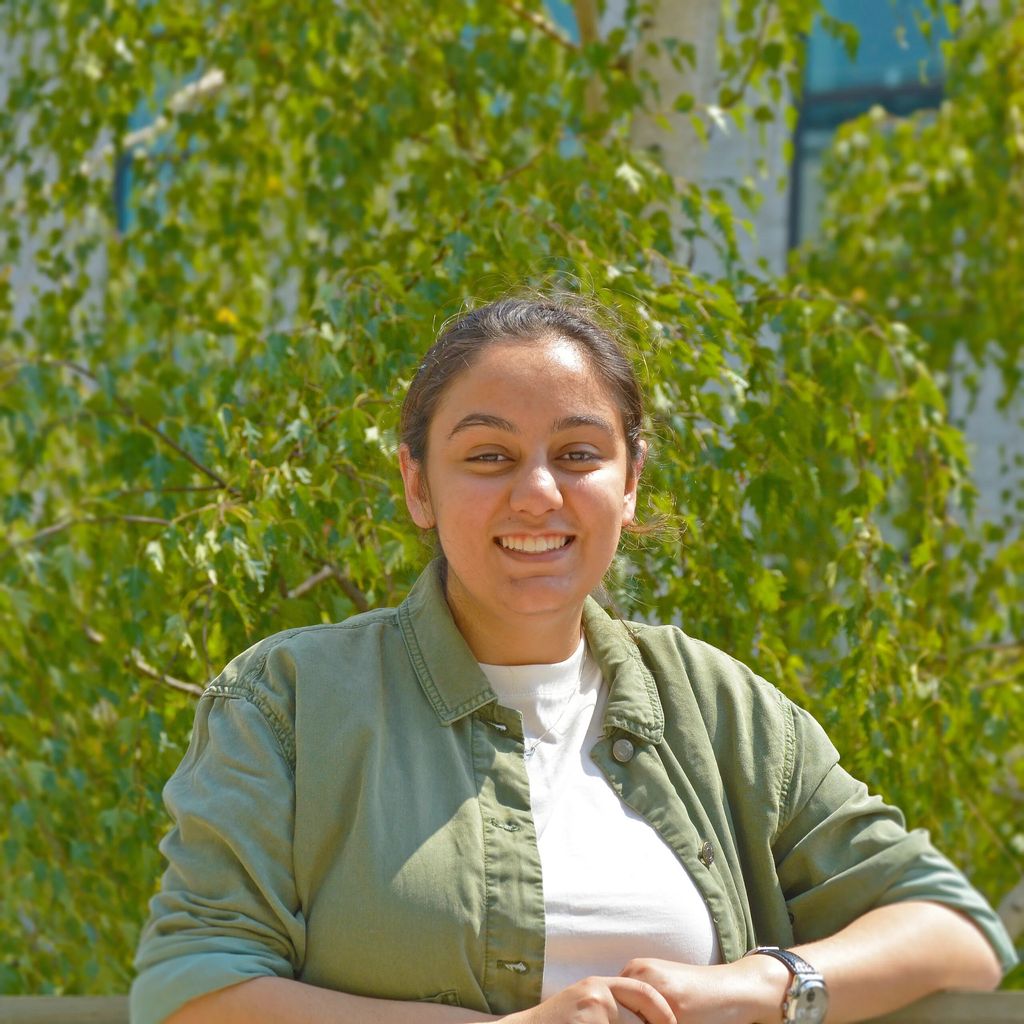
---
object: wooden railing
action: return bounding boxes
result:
[0,992,1023,1023]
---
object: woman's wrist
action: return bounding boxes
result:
[732,952,793,1022]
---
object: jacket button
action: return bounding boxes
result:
[612,738,635,763]
[699,840,715,867]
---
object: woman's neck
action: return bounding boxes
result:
[446,594,584,666]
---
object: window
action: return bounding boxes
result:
[789,0,954,246]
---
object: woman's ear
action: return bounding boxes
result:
[622,439,647,525]
[398,444,436,529]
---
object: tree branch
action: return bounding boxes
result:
[572,0,599,46]
[287,564,337,600]
[95,484,225,498]
[29,358,237,492]
[572,0,602,116]
[84,627,204,698]
[287,564,370,612]
[336,573,372,614]
[82,68,226,176]
[135,418,235,491]
[499,0,578,51]
[715,1,776,107]
[130,649,205,698]
[925,641,1024,666]
[19,515,172,546]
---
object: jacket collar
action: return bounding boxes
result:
[397,560,665,744]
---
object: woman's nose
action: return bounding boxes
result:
[509,461,563,514]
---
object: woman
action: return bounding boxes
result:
[132,296,1014,1024]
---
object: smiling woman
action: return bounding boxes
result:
[130,296,1015,1024]
[398,322,643,665]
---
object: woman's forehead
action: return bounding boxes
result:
[431,337,619,421]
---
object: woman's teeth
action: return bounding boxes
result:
[499,536,570,553]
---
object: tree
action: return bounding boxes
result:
[0,0,1020,993]
[794,1,1024,967]
[799,0,1024,406]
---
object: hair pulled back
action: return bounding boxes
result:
[400,296,646,471]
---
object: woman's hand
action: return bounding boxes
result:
[505,975,677,1024]
[619,957,788,1024]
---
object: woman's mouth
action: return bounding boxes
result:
[497,535,574,554]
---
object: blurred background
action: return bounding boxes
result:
[1,0,1021,994]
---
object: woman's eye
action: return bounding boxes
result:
[468,452,508,463]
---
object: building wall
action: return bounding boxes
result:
[624,0,1021,526]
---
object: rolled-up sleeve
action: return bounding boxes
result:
[131,684,305,1024]
[773,701,1017,974]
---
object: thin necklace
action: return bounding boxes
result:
[523,645,586,759]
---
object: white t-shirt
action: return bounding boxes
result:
[480,638,721,999]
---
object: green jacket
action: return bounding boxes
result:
[131,562,1016,1024]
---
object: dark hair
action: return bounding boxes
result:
[400,295,646,474]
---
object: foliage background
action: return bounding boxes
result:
[1,0,1021,994]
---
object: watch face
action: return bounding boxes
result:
[791,978,829,1024]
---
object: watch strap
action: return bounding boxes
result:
[745,945,818,977]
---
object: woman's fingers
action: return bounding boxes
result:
[604,976,677,1024]
[513,974,677,1024]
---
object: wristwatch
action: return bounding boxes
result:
[745,946,829,1023]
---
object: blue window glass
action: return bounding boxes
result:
[545,0,579,40]
[790,1,955,245]
[806,0,950,95]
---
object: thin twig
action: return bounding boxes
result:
[287,564,337,600]
[287,563,371,612]
[101,484,225,498]
[134,416,234,491]
[927,641,1024,664]
[963,641,1023,655]
[85,626,204,697]
[81,68,226,176]
[171,500,240,525]
[499,0,578,51]
[496,147,546,184]
[336,574,371,614]
[716,1,776,105]
[28,358,237,493]
[20,515,172,545]
[411,150,552,283]
[130,649,205,697]
[572,0,602,116]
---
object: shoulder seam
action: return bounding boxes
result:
[773,693,796,842]
[197,613,400,768]
[203,661,296,775]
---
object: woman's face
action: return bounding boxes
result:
[399,335,642,662]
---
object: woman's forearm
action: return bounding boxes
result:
[165,976,502,1024]
[164,900,1004,1024]
[790,899,1003,1023]
[164,973,671,1024]
[620,899,1003,1024]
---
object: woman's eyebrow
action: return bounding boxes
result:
[552,414,617,437]
[448,413,518,438]
[448,412,617,439]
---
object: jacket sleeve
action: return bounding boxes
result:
[772,699,1017,974]
[130,652,305,1024]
